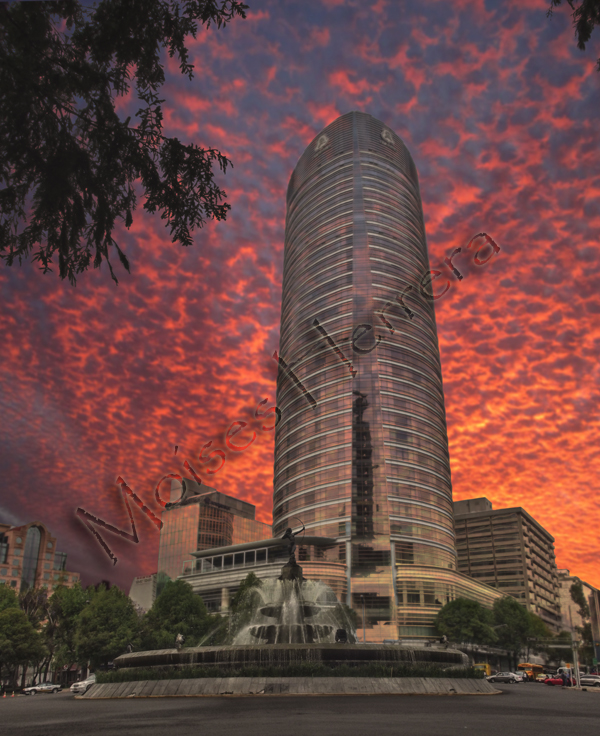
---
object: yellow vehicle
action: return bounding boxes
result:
[518,663,544,679]
[473,663,492,677]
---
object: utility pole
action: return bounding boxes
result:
[568,608,581,688]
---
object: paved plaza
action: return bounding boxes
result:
[2,684,599,736]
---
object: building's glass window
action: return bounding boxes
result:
[53,552,67,571]
[16,537,22,544]
[0,568,6,575]
[47,542,53,549]
[22,526,42,590]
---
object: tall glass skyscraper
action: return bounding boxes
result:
[272,112,478,639]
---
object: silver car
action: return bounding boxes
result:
[581,675,600,688]
[23,682,61,695]
[486,672,522,684]
[70,674,96,694]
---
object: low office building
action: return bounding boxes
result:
[129,479,272,610]
[453,498,561,632]
[0,521,80,591]
[157,478,272,580]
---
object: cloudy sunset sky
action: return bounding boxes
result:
[1,0,599,592]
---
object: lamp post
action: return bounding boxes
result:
[361,595,366,643]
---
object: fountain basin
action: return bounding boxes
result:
[114,643,468,671]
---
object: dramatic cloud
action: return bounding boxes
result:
[1,0,598,591]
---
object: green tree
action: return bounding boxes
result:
[570,580,593,664]
[227,572,263,642]
[0,584,19,613]
[570,580,590,619]
[18,587,49,628]
[75,585,140,668]
[141,578,213,649]
[524,611,551,661]
[45,582,89,677]
[17,587,51,685]
[434,598,497,646]
[0,0,248,284]
[546,630,573,666]
[0,607,47,690]
[492,597,531,670]
[548,1,600,70]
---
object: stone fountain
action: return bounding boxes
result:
[113,550,468,673]
[230,554,356,646]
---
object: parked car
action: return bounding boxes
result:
[536,673,551,682]
[70,674,96,694]
[486,672,522,684]
[23,682,61,695]
[580,675,600,688]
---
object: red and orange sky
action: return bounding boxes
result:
[1,0,599,592]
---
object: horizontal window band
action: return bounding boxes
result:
[386,458,452,484]
[274,443,352,481]
[384,441,450,467]
[273,479,351,508]
[390,536,457,556]
[276,426,353,462]
[389,515,455,536]
[274,496,351,516]
[275,460,350,490]
[382,424,448,453]
[387,486,452,505]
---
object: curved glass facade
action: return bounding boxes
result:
[273,112,457,640]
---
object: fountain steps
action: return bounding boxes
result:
[79,677,500,698]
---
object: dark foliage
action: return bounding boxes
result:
[434,598,497,646]
[140,578,215,649]
[548,1,600,69]
[0,1,248,284]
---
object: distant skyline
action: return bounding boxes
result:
[1,0,598,592]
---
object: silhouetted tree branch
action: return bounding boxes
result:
[548,0,600,70]
[0,0,248,284]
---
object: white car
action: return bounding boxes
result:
[23,681,61,695]
[486,672,522,684]
[70,674,96,694]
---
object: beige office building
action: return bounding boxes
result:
[453,498,561,632]
[0,521,80,591]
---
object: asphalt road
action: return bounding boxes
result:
[1,683,599,736]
